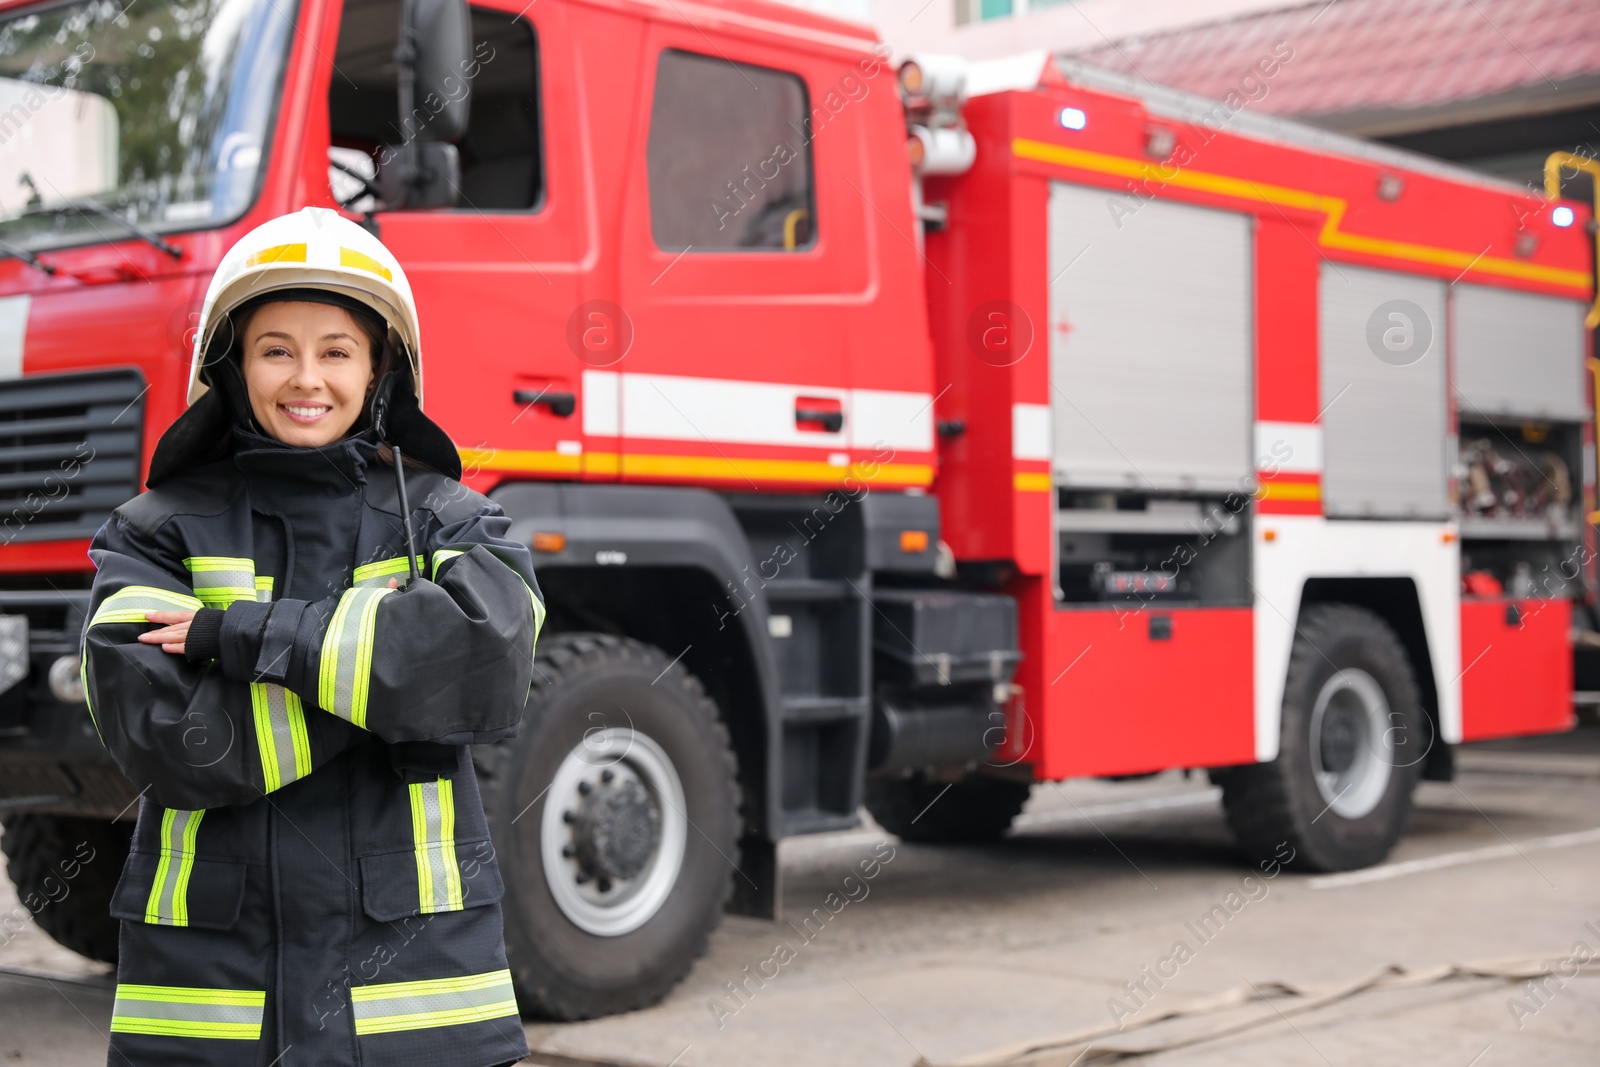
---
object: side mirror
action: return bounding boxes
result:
[385,0,470,208]
[379,142,460,209]
[407,0,472,144]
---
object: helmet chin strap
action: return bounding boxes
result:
[367,370,421,585]
[211,352,266,438]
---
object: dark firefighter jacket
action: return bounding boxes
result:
[81,415,543,1067]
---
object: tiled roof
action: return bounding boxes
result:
[1066,0,1600,123]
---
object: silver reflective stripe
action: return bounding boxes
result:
[353,981,512,1026]
[318,586,393,729]
[114,996,263,1025]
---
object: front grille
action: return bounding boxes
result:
[0,370,145,544]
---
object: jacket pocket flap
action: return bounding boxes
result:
[359,838,504,923]
[109,852,248,931]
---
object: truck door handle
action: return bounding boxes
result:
[513,389,576,417]
[795,398,843,433]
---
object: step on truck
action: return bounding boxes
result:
[0,0,1593,1020]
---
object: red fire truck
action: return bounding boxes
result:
[0,0,1591,1021]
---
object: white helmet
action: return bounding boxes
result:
[190,207,424,405]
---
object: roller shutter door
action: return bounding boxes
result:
[1048,182,1253,493]
[1453,284,1585,422]
[1319,264,1449,519]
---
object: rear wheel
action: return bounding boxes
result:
[0,812,132,964]
[865,771,1031,843]
[1213,603,1427,872]
[477,633,741,1020]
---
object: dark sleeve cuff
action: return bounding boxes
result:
[260,598,315,688]
[216,599,272,680]
[183,607,226,664]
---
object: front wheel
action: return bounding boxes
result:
[1213,603,1427,872]
[476,633,741,1020]
[0,812,132,964]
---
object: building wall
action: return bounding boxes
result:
[773,0,1313,61]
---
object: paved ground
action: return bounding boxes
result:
[4,723,1598,1066]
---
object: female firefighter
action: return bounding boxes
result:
[80,207,542,1067]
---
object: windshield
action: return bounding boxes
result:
[0,0,297,252]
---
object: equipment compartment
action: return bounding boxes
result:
[1455,418,1585,601]
[1055,490,1250,609]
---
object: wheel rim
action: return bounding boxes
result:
[540,727,687,937]
[1307,668,1393,819]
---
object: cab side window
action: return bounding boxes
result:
[329,0,543,211]
[646,50,814,252]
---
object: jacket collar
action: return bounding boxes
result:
[229,422,379,499]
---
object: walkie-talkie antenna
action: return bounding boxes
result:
[392,444,420,585]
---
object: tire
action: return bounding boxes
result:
[865,771,1031,843]
[476,633,741,1021]
[1212,603,1427,873]
[0,812,132,964]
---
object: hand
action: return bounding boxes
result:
[135,579,399,656]
[138,610,196,655]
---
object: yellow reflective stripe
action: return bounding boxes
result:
[79,648,99,743]
[319,586,393,729]
[111,983,265,1040]
[90,586,203,626]
[114,984,266,1005]
[340,246,394,281]
[109,1019,262,1039]
[144,812,174,924]
[351,970,513,1002]
[183,555,255,571]
[189,587,254,608]
[144,809,203,926]
[353,555,425,588]
[245,241,306,267]
[438,780,461,909]
[528,586,545,648]
[429,549,464,579]
[252,682,311,793]
[409,777,462,913]
[255,575,274,602]
[350,968,517,1036]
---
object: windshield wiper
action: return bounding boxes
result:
[0,238,56,275]
[22,196,182,259]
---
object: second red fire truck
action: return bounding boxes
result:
[0,0,1591,1021]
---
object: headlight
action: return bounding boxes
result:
[50,655,85,704]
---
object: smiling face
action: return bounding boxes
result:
[239,300,378,448]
